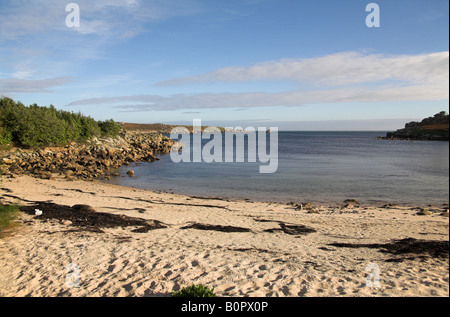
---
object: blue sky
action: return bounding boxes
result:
[0,0,448,130]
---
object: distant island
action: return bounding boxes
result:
[381,111,449,141]
[121,123,192,133]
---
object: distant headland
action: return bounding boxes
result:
[120,123,225,134]
[381,111,449,141]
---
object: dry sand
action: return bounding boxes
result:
[0,175,448,297]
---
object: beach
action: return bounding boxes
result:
[0,175,448,297]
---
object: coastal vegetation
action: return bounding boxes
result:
[0,98,176,238]
[0,97,122,148]
[383,111,449,141]
[172,284,217,297]
[0,97,175,181]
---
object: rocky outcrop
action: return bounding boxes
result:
[382,111,449,141]
[0,131,175,180]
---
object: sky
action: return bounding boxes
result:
[0,0,448,130]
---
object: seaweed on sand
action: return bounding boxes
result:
[328,238,449,261]
[21,202,167,233]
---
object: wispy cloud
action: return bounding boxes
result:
[0,0,202,40]
[68,95,165,106]
[0,0,203,86]
[0,77,72,93]
[155,51,449,87]
[67,83,448,112]
[67,51,449,112]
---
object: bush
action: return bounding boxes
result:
[0,97,122,148]
[0,126,12,145]
[99,119,123,138]
[171,285,217,297]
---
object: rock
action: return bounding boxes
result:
[39,172,53,180]
[143,155,155,162]
[344,199,360,205]
[106,147,116,157]
[441,209,449,217]
[302,202,312,209]
[383,112,449,141]
[61,220,73,226]
[293,202,315,211]
[2,158,14,165]
[102,159,111,167]
[1,131,175,181]
[416,209,432,216]
[127,170,135,177]
[64,170,74,176]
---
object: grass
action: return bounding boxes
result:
[171,285,217,297]
[0,204,20,238]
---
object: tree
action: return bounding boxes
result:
[0,97,122,148]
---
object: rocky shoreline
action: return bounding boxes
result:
[380,128,449,141]
[0,131,176,181]
[380,111,449,141]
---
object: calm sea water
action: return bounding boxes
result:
[107,132,449,205]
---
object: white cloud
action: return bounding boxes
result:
[67,51,449,112]
[156,51,449,87]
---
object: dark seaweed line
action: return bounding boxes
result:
[104,195,232,210]
[328,238,449,259]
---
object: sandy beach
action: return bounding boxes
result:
[0,175,448,297]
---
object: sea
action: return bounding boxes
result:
[106,131,449,206]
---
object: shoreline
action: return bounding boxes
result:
[103,161,449,209]
[2,129,448,208]
[4,171,449,210]
[101,178,450,210]
[0,175,448,297]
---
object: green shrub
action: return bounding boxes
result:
[99,119,123,138]
[171,285,217,297]
[0,126,12,145]
[0,97,122,148]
